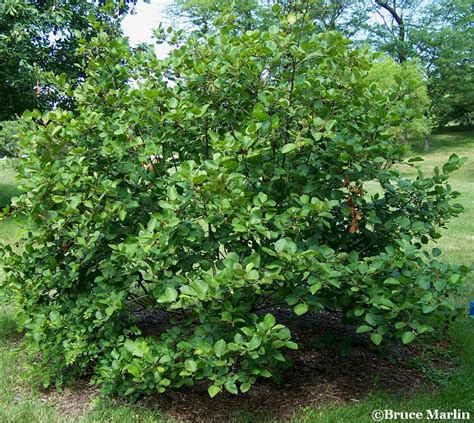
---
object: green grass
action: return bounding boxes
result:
[0,216,24,283]
[0,159,22,208]
[296,318,474,422]
[410,131,474,266]
[0,131,473,422]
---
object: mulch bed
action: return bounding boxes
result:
[46,309,454,422]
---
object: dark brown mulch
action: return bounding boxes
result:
[48,310,453,422]
[134,310,435,422]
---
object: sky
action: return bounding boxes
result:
[122,0,174,58]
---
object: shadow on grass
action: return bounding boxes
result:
[0,160,22,209]
[411,130,474,155]
[0,182,22,209]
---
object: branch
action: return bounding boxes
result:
[374,0,407,62]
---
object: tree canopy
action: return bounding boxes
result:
[0,0,137,121]
[169,0,473,127]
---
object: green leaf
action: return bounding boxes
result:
[356,325,372,334]
[271,114,280,129]
[432,247,442,257]
[191,279,208,297]
[208,385,221,398]
[394,322,406,329]
[124,387,136,396]
[294,303,308,316]
[365,312,380,326]
[417,277,430,290]
[52,195,64,204]
[287,13,297,25]
[184,359,197,373]
[310,281,322,294]
[118,210,127,221]
[383,277,400,286]
[52,125,63,137]
[402,331,416,344]
[127,364,141,377]
[370,333,383,346]
[124,339,148,358]
[271,4,281,14]
[274,238,287,253]
[285,341,298,350]
[192,171,207,184]
[263,313,276,329]
[281,143,297,154]
[224,380,238,395]
[252,103,270,121]
[408,157,424,163]
[274,237,297,254]
[340,152,350,162]
[22,110,32,122]
[180,285,198,297]
[164,287,178,302]
[422,304,436,313]
[240,382,251,393]
[214,339,227,357]
[248,335,262,350]
[167,186,178,201]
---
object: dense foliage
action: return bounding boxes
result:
[420,0,473,126]
[367,58,431,143]
[0,0,136,121]
[169,0,473,127]
[0,9,469,398]
[0,120,21,157]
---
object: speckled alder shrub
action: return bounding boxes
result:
[0,9,469,398]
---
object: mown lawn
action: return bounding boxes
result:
[0,132,473,422]
[0,159,22,209]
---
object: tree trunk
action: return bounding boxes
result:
[423,136,430,152]
[375,0,407,63]
[403,128,408,144]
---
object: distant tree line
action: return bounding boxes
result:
[0,0,472,135]
[169,0,473,129]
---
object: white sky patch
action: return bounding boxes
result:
[122,0,175,58]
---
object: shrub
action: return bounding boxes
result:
[0,9,469,398]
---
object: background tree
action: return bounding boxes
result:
[411,0,473,126]
[364,0,419,64]
[168,0,265,32]
[168,0,367,34]
[169,0,472,128]
[363,0,472,126]
[0,0,138,121]
[0,120,21,157]
[367,57,431,144]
